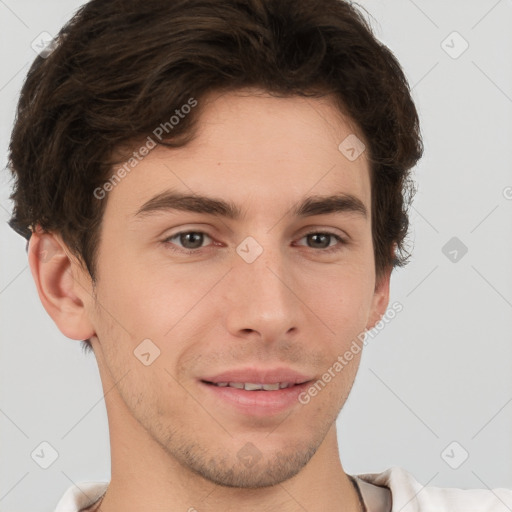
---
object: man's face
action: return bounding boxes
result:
[78,90,389,487]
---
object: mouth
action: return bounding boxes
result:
[199,379,313,416]
[201,381,303,390]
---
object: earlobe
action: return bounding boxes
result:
[27,228,96,341]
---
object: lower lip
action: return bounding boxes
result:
[199,381,312,416]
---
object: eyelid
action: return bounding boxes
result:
[298,225,349,240]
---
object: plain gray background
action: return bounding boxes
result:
[1,1,512,511]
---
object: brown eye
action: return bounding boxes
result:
[296,231,346,253]
[307,233,332,249]
[163,231,213,252]
[178,232,205,249]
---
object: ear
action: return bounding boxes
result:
[365,263,392,332]
[27,226,96,341]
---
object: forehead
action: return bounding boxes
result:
[105,90,371,221]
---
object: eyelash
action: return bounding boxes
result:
[161,230,347,255]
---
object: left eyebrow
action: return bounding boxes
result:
[292,194,368,220]
[133,190,368,221]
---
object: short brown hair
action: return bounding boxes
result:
[7,0,422,351]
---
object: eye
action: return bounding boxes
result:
[162,231,214,253]
[161,229,346,256]
[295,231,346,253]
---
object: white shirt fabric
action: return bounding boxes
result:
[54,466,512,512]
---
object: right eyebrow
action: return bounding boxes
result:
[133,191,243,220]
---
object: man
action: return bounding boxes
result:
[7,0,512,510]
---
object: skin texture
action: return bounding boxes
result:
[29,89,391,512]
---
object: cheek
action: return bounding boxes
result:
[95,247,177,335]
[94,258,223,373]
[297,270,374,388]
[301,263,374,327]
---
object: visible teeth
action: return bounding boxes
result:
[243,382,263,390]
[212,382,294,390]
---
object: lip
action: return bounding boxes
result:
[198,367,314,417]
[199,380,313,416]
[199,367,313,385]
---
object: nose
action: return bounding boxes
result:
[223,238,302,344]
